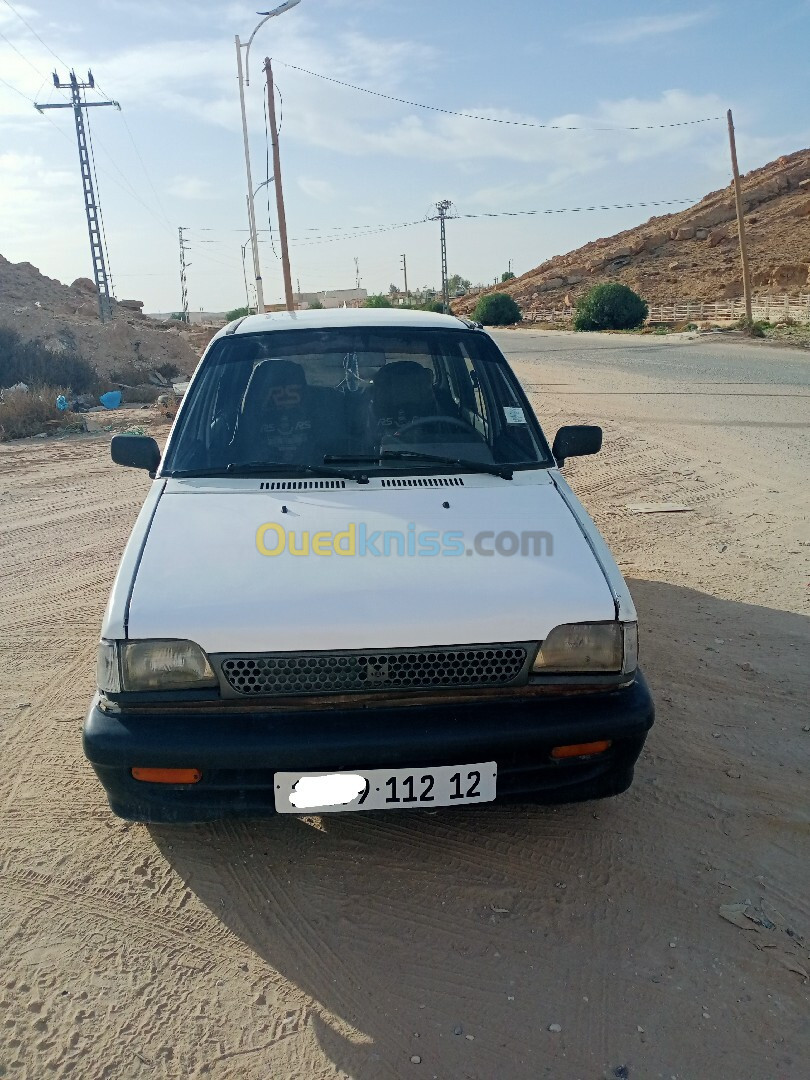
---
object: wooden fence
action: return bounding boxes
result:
[523,293,810,325]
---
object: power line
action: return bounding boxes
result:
[120,114,173,230]
[0,26,54,78]
[457,198,695,219]
[1,0,71,68]
[190,198,695,248]
[0,72,34,103]
[275,60,723,131]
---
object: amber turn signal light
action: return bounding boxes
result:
[131,767,202,784]
[551,740,612,760]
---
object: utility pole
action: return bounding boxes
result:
[235,39,265,313]
[355,257,361,291]
[35,71,119,323]
[430,200,454,312]
[178,227,191,323]
[264,57,295,312]
[727,109,753,324]
[240,233,252,311]
[401,254,409,301]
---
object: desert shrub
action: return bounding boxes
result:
[363,294,392,308]
[126,385,162,404]
[473,292,522,326]
[0,385,78,441]
[0,327,98,393]
[421,301,446,313]
[153,361,181,379]
[573,283,648,331]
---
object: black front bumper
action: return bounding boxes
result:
[82,673,654,822]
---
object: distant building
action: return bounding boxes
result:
[294,288,368,310]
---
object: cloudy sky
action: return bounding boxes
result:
[1,0,809,311]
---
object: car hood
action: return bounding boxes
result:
[126,475,617,653]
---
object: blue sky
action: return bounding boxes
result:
[1,0,809,311]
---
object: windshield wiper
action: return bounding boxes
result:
[167,461,367,482]
[382,451,513,479]
[325,452,513,480]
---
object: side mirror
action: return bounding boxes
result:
[111,434,161,474]
[552,425,602,466]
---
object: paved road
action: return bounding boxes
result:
[492,328,810,388]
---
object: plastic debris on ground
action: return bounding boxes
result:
[625,502,693,514]
[719,899,809,981]
[99,390,122,410]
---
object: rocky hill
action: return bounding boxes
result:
[0,254,210,378]
[453,148,810,317]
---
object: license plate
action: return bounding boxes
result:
[274,762,497,814]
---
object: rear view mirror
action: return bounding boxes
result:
[111,434,161,474]
[552,425,602,466]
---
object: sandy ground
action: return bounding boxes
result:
[1,334,808,1080]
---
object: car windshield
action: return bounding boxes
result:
[161,326,551,476]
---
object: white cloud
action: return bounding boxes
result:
[581,10,712,44]
[166,176,216,200]
[297,176,336,202]
[0,4,37,30]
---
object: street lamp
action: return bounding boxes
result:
[235,0,302,314]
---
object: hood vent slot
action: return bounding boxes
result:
[260,480,346,491]
[381,476,465,488]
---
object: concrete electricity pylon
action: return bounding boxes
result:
[178,227,191,324]
[430,200,454,312]
[35,71,120,323]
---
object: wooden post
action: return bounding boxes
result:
[727,109,753,324]
[265,57,295,313]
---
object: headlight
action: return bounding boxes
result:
[97,639,217,691]
[532,622,638,675]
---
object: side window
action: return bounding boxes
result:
[485,363,544,462]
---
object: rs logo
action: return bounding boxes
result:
[364,660,390,684]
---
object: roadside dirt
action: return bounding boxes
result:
[1,350,808,1079]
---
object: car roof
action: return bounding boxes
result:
[216,307,477,340]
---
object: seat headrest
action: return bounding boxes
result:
[250,359,306,391]
[372,361,435,421]
[241,358,307,414]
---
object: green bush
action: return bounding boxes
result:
[0,327,98,393]
[225,306,255,321]
[573,283,648,331]
[501,271,516,282]
[364,294,392,308]
[473,292,522,326]
[308,298,324,310]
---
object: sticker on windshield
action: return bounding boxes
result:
[503,407,526,425]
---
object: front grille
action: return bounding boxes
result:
[219,645,528,697]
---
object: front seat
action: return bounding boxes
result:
[232,358,315,464]
[371,361,437,435]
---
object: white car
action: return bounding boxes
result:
[84,309,654,822]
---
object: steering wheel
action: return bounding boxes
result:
[394,415,478,439]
